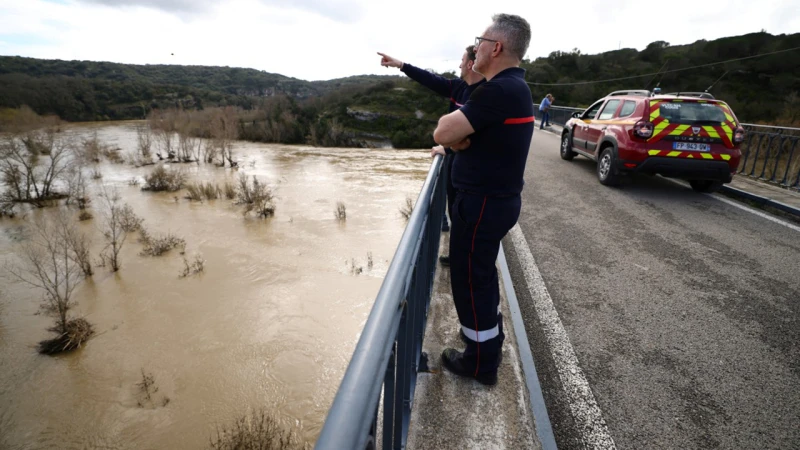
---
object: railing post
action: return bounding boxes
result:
[382,341,397,450]
[780,140,798,186]
[739,131,753,174]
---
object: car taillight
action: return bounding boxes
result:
[733,126,745,144]
[633,120,654,139]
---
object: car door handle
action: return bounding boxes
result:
[601,126,607,131]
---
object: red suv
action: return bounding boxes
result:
[560,90,745,192]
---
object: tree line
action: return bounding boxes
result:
[520,31,800,125]
[2,30,797,148]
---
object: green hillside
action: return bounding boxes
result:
[1,31,798,148]
[521,31,800,124]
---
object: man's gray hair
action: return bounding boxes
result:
[489,13,531,61]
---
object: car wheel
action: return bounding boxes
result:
[597,147,620,186]
[560,132,576,161]
[689,180,723,193]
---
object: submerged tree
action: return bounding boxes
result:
[98,188,141,272]
[6,212,93,354]
[0,129,73,206]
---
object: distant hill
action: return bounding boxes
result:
[1,30,798,147]
[0,56,413,121]
[520,31,800,125]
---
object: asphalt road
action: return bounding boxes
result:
[503,129,800,449]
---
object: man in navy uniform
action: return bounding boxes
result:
[432,13,533,386]
[378,47,484,265]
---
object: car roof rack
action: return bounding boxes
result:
[664,92,716,99]
[607,90,651,97]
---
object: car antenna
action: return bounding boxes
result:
[705,69,730,93]
[644,61,669,90]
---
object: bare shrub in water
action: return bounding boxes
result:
[142,165,186,192]
[138,227,186,257]
[64,222,93,277]
[334,201,346,221]
[399,196,414,221]
[209,107,239,168]
[185,183,204,202]
[185,182,221,201]
[98,189,140,272]
[180,253,205,278]
[202,182,220,200]
[80,131,123,164]
[209,409,306,450]
[5,212,93,354]
[236,174,275,218]
[136,125,153,162]
[65,167,90,210]
[223,182,236,200]
[135,369,170,408]
[118,204,143,233]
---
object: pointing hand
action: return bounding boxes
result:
[377,52,403,69]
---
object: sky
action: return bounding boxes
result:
[0,0,798,82]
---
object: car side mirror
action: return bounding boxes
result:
[571,112,581,119]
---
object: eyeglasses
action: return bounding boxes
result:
[475,36,499,47]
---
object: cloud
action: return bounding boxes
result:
[77,0,211,15]
[2,0,798,82]
[76,0,365,22]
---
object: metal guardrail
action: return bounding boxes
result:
[534,105,583,128]
[537,104,800,190]
[316,154,446,450]
[738,123,800,190]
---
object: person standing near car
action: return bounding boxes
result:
[432,13,533,386]
[539,93,552,129]
[378,46,484,266]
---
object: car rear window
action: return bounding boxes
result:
[657,101,728,124]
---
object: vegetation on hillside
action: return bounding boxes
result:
[521,31,800,125]
[1,31,798,148]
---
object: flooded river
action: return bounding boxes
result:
[0,122,432,449]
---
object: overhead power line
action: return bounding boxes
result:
[525,45,800,86]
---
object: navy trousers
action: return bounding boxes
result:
[449,191,521,374]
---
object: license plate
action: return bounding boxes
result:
[673,142,710,151]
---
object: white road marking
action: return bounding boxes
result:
[663,178,800,233]
[710,194,800,233]
[509,224,617,449]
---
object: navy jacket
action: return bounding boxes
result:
[401,63,484,114]
[456,67,534,196]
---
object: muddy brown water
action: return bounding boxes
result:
[0,122,432,449]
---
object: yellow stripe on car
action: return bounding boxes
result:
[669,125,690,135]
[650,109,660,121]
[719,123,733,141]
[653,121,670,135]
[703,126,720,138]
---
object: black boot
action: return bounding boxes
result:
[441,348,497,386]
